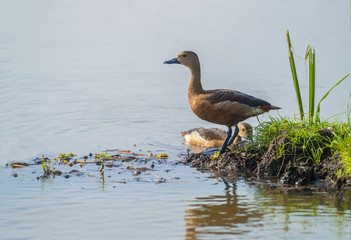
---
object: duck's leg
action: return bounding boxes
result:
[219,127,232,154]
[228,125,239,146]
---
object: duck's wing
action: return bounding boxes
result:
[206,89,272,108]
[198,128,226,140]
[181,127,205,136]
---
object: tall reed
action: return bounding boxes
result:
[286,30,304,120]
[305,45,316,123]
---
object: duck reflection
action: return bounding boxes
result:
[184,182,263,239]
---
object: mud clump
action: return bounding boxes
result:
[279,159,314,186]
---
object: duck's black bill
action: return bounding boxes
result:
[163,58,180,64]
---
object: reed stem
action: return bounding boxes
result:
[287,30,304,120]
[305,45,316,123]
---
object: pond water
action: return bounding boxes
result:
[0,0,350,239]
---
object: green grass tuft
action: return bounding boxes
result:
[253,116,339,163]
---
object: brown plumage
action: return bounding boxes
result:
[164,51,280,154]
[181,122,252,148]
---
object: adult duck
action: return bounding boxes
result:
[164,51,280,154]
[182,122,252,148]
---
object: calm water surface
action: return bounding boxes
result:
[0,0,350,239]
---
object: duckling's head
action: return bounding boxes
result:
[164,51,200,69]
[237,123,253,139]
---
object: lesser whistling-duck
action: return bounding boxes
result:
[182,122,252,148]
[164,51,280,154]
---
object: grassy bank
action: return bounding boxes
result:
[259,31,351,178]
[251,116,351,179]
[251,31,351,179]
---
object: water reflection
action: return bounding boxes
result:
[184,181,263,239]
[254,185,351,223]
[185,181,351,239]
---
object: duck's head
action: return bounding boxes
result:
[237,123,253,139]
[164,51,199,69]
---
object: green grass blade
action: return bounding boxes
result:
[315,73,350,122]
[305,45,316,123]
[287,30,304,120]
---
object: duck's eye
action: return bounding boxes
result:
[182,54,187,58]
[242,128,245,131]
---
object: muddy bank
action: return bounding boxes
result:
[183,143,351,193]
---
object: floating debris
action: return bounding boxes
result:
[108,155,136,161]
[133,170,141,176]
[126,166,151,171]
[6,148,181,187]
[111,180,126,184]
[117,150,132,154]
[10,162,30,169]
[155,153,168,159]
[133,152,147,156]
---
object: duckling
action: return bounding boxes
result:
[182,122,252,148]
[164,51,280,154]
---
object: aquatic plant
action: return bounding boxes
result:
[58,153,76,159]
[55,153,76,164]
[98,152,110,175]
[41,156,59,175]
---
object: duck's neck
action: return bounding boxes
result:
[188,66,203,95]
